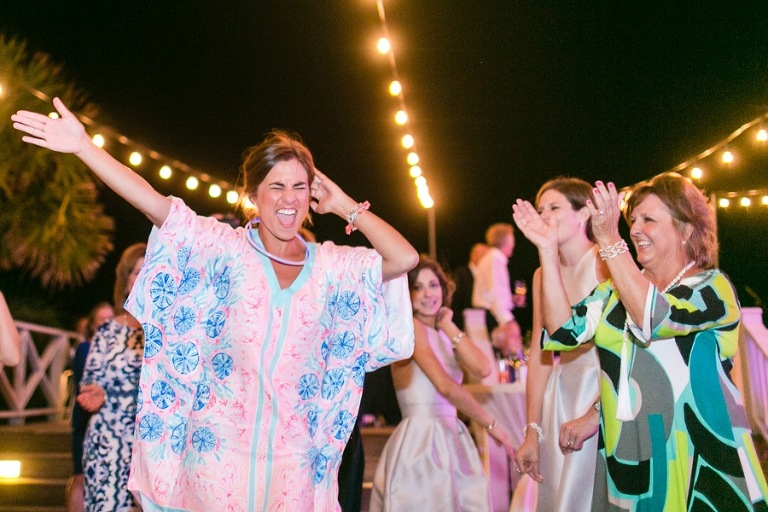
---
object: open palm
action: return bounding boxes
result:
[11,97,85,154]
[512,199,558,251]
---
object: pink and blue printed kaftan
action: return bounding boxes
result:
[125,197,414,511]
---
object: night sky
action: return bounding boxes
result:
[2,2,768,322]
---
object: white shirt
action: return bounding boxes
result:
[471,246,514,325]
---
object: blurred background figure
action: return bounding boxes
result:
[472,223,523,378]
[78,243,145,512]
[0,290,21,367]
[65,301,115,512]
[451,242,489,331]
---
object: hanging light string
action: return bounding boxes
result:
[374,0,434,209]
[664,111,768,209]
[0,72,242,207]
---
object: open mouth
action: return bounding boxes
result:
[276,208,297,227]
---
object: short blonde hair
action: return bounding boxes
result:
[485,223,514,249]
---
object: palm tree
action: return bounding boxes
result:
[0,35,114,291]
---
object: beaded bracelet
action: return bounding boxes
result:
[345,201,371,235]
[598,239,629,260]
[523,422,544,442]
[451,331,465,349]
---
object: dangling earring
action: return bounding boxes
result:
[682,240,687,246]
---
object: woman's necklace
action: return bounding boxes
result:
[245,219,309,266]
[659,260,695,293]
[616,260,695,421]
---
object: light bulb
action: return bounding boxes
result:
[377,38,391,54]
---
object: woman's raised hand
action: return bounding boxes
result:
[309,168,354,216]
[586,181,625,245]
[512,199,558,251]
[435,307,454,332]
[11,97,87,154]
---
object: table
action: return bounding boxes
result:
[465,381,527,512]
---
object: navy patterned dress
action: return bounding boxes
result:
[81,318,144,512]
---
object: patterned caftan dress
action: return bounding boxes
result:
[543,269,768,511]
[124,197,414,511]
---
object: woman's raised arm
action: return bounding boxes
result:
[12,98,171,227]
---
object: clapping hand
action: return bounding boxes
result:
[11,97,86,154]
[586,181,625,245]
[512,199,558,252]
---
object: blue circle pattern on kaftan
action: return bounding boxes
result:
[136,388,143,412]
[212,353,233,379]
[139,413,164,442]
[193,383,210,411]
[171,421,187,454]
[321,368,345,399]
[336,291,361,320]
[171,342,199,374]
[351,354,369,387]
[332,410,353,440]
[151,380,176,409]
[213,268,230,299]
[177,267,201,295]
[150,272,177,309]
[173,306,196,335]
[298,374,320,400]
[192,427,216,452]
[310,447,329,484]
[331,331,355,359]
[143,323,163,358]
[206,311,225,338]
[307,409,319,437]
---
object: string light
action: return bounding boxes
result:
[722,150,734,164]
[185,176,199,190]
[373,0,434,210]
[92,134,105,148]
[757,128,767,142]
[719,198,731,208]
[689,166,703,180]
[376,37,391,54]
[208,184,222,198]
[158,165,173,180]
[128,152,143,167]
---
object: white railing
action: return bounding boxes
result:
[733,307,768,440]
[0,321,79,425]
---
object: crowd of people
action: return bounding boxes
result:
[5,98,768,511]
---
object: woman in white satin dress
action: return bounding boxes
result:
[512,178,608,512]
[370,255,517,512]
